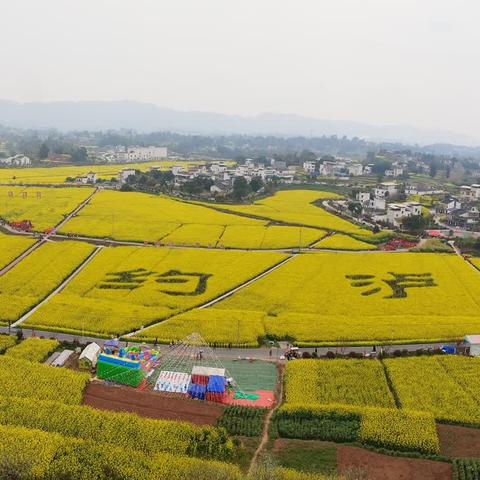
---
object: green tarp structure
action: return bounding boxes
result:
[97,362,144,388]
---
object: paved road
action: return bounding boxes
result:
[0,325,454,360]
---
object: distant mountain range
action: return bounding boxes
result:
[0,99,477,147]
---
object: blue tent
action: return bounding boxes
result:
[188,383,206,400]
[207,375,226,394]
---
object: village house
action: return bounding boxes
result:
[387,202,422,227]
[75,171,97,184]
[117,168,136,184]
[356,192,371,203]
[348,164,363,176]
[459,184,480,201]
[374,182,400,198]
[385,167,404,177]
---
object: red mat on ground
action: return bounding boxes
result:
[222,389,275,409]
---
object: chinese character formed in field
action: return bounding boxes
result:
[99,268,154,289]
[155,270,212,296]
[346,272,437,299]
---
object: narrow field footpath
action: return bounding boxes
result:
[11,245,103,328]
[248,365,284,476]
[0,238,44,276]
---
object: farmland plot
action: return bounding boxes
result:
[203,190,373,237]
[59,190,265,244]
[0,241,95,324]
[214,252,480,345]
[24,247,287,337]
[384,356,480,426]
[314,234,376,251]
[0,186,93,231]
[0,233,36,269]
[0,161,215,184]
[284,359,395,408]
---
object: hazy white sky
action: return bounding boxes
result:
[1,0,479,137]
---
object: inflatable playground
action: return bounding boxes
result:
[94,334,276,408]
[96,340,160,388]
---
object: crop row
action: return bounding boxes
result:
[218,406,268,437]
[284,356,480,432]
[0,394,233,459]
[5,338,60,363]
[0,423,242,480]
[274,403,440,455]
[0,356,90,405]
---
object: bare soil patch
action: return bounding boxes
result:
[438,424,480,459]
[82,381,225,425]
[337,446,452,480]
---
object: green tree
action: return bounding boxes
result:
[347,202,362,215]
[71,147,88,164]
[39,142,50,159]
[233,176,250,199]
[249,176,264,192]
[401,214,429,234]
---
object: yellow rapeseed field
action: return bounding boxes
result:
[59,189,327,248]
[0,186,94,231]
[0,241,95,324]
[133,308,267,347]
[384,356,480,426]
[4,338,60,363]
[0,161,216,184]
[59,190,266,244]
[24,247,287,337]
[0,356,89,404]
[215,252,480,345]
[203,190,373,236]
[314,233,377,251]
[218,225,326,249]
[284,359,395,408]
[0,233,36,269]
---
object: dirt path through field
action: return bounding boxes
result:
[248,364,284,475]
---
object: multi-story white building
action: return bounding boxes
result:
[0,154,31,166]
[374,182,400,198]
[117,168,136,184]
[117,146,167,163]
[387,202,422,226]
[75,171,97,184]
[348,164,363,176]
[385,167,404,177]
[356,192,370,202]
[460,184,480,201]
[303,161,317,174]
